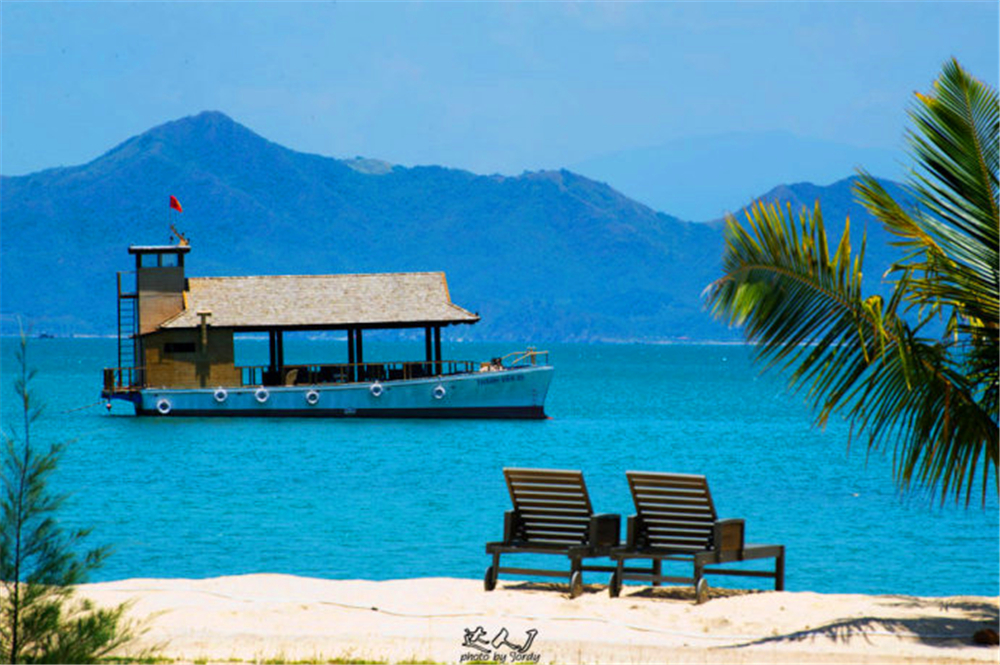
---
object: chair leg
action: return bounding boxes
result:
[485,552,501,591]
[694,562,705,602]
[775,547,785,591]
[652,559,662,587]
[569,557,584,598]
[609,559,624,597]
[696,577,710,604]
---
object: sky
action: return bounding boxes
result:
[2,2,998,197]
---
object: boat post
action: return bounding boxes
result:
[347,328,356,382]
[434,326,442,375]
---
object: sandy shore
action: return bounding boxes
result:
[77,574,998,664]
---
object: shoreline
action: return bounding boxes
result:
[76,574,999,664]
[2,333,755,345]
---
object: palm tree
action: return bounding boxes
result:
[706,59,998,505]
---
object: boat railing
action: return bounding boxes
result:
[240,359,479,387]
[104,353,543,392]
[103,366,144,392]
[117,269,138,297]
[499,347,550,368]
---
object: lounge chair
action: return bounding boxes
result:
[609,471,784,603]
[485,468,620,598]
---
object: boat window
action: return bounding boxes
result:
[164,341,197,354]
[138,253,180,267]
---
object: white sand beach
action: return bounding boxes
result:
[77,574,998,664]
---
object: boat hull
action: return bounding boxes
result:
[129,365,553,419]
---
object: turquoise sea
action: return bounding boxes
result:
[1,337,997,597]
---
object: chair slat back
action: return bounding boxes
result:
[505,468,593,546]
[627,471,717,552]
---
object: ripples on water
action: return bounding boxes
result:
[1,337,996,596]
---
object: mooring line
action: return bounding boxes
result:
[60,400,105,414]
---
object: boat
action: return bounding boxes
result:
[100,241,553,418]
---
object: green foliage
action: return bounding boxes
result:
[707,60,998,504]
[1,333,141,662]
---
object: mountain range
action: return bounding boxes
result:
[0,111,909,342]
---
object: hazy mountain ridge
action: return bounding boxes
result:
[1,111,906,342]
[570,130,907,221]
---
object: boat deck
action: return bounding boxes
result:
[103,351,547,395]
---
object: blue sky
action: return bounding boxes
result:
[2,2,998,183]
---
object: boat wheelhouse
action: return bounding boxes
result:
[101,242,552,418]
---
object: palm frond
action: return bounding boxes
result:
[855,59,998,430]
[707,200,997,503]
[706,60,998,504]
[709,201,883,411]
[909,59,998,248]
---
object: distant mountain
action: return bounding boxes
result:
[571,130,907,221]
[0,112,908,342]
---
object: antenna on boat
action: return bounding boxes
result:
[170,223,190,246]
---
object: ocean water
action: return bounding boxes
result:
[1,337,997,597]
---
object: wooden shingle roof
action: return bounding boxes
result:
[159,272,479,330]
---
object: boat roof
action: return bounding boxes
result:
[128,245,191,254]
[159,272,480,331]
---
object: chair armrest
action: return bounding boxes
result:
[713,518,745,554]
[503,510,523,543]
[589,513,621,547]
[625,514,643,548]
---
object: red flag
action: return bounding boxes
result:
[169,195,183,213]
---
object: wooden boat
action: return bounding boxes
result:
[101,242,553,418]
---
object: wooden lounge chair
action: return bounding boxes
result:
[609,471,784,603]
[485,468,620,598]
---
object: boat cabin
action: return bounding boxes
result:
[105,243,480,393]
